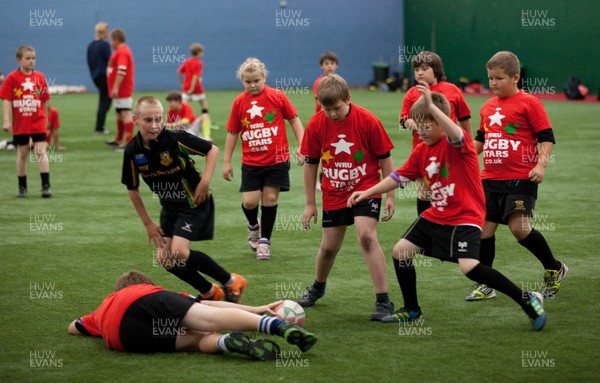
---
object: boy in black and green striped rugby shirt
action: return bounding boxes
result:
[122,96,247,304]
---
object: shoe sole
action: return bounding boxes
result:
[284,328,318,352]
[465,294,496,302]
[227,333,279,361]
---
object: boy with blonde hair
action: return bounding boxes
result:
[223,58,304,260]
[1,45,52,197]
[121,96,247,304]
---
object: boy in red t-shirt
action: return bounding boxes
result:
[45,106,65,150]
[0,46,52,197]
[349,83,547,331]
[223,58,304,260]
[313,51,338,190]
[466,51,567,301]
[68,270,317,358]
[165,91,206,138]
[178,43,212,140]
[400,51,472,215]
[313,51,338,114]
[298,74,396,321]
[105,28,135,149]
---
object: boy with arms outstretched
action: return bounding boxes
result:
[121,96,246,304]
[298,74,396,321]
[348,82,547,330]
[466,51,567,301]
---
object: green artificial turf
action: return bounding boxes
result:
[0,89,598,382]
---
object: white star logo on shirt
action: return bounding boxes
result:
[331,134,354,155]
[488,107,505,127]
[22,78,35,92]
[425,157,440,178]
[246,101,264,118]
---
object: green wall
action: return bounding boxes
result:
[404,0,600,94]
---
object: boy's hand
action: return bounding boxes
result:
[144,221,165,248]
[194,181,211,204]
[3,121,11,132]
[382,198,395,221]
[301,204,318,230]
[415,81,433,107]
[347,191,367,207]
[295,148,305,166]
[253,300,283,315]
[529,164,546,183]
[222,163,233,181]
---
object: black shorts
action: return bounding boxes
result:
[13,133,46,146]
[403,217,481,261]
[120,290,195,353]
[240,162,290,192]
[485,191,536,224]
[322,198,381,228]
[160,196,215,241]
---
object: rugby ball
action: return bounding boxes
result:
[274,300,305,326]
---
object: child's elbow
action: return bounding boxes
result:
[68,320,81,335]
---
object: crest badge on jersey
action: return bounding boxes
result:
[160,151,173,166]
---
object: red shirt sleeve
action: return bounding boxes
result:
[526,97,552,132]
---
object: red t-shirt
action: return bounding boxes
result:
[79,284,165,351]
[395,133,485,227]
[302,104,394,210]
[0,69,50,135]
[178,57,204,94]
[313,74,324,114]
[107,44,134,98]
[47,107,59,130]
[400,81,471,148]
[226,85,298,166]
[478,90,552,180]
[167,103,196,124]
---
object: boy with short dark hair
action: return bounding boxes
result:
[400,51,472,215]
[165,91,204,137]
[298,74,396,321]
[0,45,52,197]
[348,82,547,330]
[313,50,338,114]
[121,96,247,304]
[466,51,567,301]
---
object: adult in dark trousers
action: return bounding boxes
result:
[87,22,112,134]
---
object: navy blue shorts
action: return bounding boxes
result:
[322,198,381,228]
[160,196,215,241]
[403,217,481,261]
[119,290,195,353]
[240,161,290,192]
